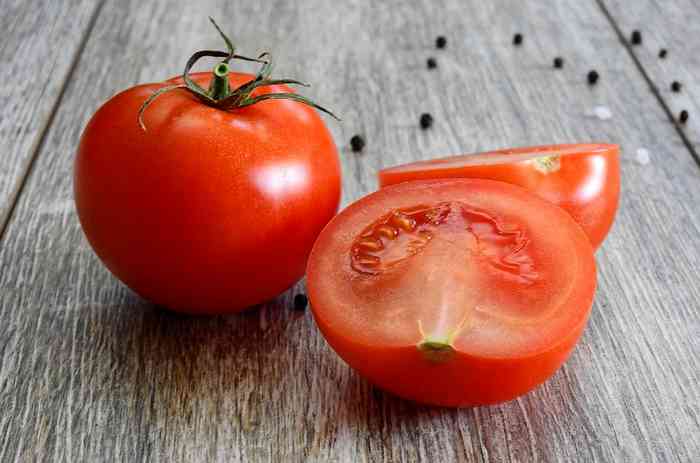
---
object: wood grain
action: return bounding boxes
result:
[0,0,102,235]
[1,0,699,461]
[601,0,700,164]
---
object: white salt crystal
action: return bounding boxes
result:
[585,105,613,120]
[636,148,650,165]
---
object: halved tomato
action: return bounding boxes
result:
[307,179,596,407]
[378,144,620,249]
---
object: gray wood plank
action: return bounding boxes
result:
[1,0,699,462]
[599,0,700,165]
[0,0,102,235]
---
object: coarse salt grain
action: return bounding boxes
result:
[636,148,650,165]
[585,105,613,120]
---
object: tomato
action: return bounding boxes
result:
[75,66,341,314]
[378,144,620,249]
[307,179,596,406]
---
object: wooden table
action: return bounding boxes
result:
[1,1,698,461]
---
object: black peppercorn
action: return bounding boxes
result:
[427,57,437,69]
[435,36,446,49]
[631,30,642,45]
[553,57,564,69]
[350,134,365,152]
[679,110,689,124]
[658,48,667,58]
[513,33,523,45]
[419,113,433,129]
[671,81,682,92]
[587,70,599,85]
[294,293,308,310]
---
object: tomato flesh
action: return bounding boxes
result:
[378,144,620,249]
[307,179,596,406]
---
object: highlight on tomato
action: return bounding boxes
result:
[307,179,596,407]
[74,19,341,314]
[378,144,620,249]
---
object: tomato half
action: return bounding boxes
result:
[378,144,620,249]
[307,179,596,406]
[75,71,341,314]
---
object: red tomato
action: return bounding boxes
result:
[378,144,620,249]
[307,179,596,406]
[75,71,341,314]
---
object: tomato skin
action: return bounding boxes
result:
[75,72,341,314]
[307,179,596,406]
[378,144,620,249]
[315,313,588,406]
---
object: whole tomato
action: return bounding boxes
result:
[74,21,341,314]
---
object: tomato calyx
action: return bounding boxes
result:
[138,17,339,130]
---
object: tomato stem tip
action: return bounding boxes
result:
[208,62,231,100]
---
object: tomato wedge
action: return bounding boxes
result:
[307,179,596,407]
[378,144,620,249]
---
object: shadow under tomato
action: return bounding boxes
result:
[337,367,466,424]
[75,286,310,426]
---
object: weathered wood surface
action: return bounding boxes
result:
[601,0,700,164]
[1,0,699,461]
[0,0,101,234]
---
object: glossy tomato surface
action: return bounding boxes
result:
[378,144,620,249]
[307,179,596,407]
[75,72,341,314]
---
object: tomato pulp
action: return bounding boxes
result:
[75,72,341,314]
[307,179,596,406]
[378,144,620,249]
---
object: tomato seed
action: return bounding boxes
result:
[350,134,366,152]
[420,113,434,129]
[376,225,399,239]
[391,212,417,231]
[355,255,381,266]
[294,293,308,310]
[587,70,599,85]
[357,237,384,251]
[671,81,682,92]
[435,36,447,49]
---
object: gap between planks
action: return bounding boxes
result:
[0,0,107,246]
[595,0,700,169]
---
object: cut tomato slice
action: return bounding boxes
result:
[307,179,596,407]
[378,144,620,249]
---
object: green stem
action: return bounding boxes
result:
[138,19,339,131]
[209,62,230,100]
